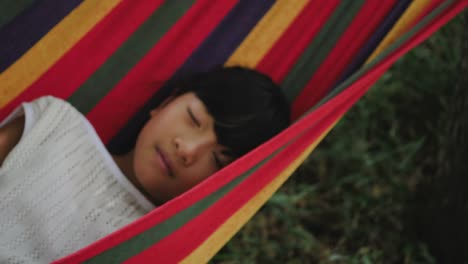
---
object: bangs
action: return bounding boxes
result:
[174,67,290,158]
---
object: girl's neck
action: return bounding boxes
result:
[112,151,159,205]
[112,150,134,178]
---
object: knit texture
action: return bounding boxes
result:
[0,96,154,264]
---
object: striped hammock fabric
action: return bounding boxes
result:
[1,0,466,263]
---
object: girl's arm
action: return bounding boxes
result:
[0,116,25,166]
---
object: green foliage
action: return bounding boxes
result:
[212,16,464,264]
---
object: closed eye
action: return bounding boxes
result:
[187,107,201,127]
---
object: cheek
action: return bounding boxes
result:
[141,118,162,139]
[135,157,218,204]
[183,158,218,185]
[133,154,156,187]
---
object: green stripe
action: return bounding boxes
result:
[68,0,195,113]
[281,0,366,103]
[86,1,454,262]
[0,0,36,28]
[308,0,455,114]
[86,155,276,263]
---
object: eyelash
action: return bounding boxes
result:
[188,107,221,169]
[188,108,201,127]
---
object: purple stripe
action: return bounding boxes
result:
[107,0,276,153]
[330,0,412,91]
[174,0,276,75]
[0,0,83,72]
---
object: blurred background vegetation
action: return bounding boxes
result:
[213,11,466,264]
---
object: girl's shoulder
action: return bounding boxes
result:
[27,95,74,112]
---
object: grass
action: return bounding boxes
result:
[212,13,464,264]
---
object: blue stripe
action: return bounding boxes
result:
[107,0,276,153]
[0,0,38,29]
[330,0,412,91]
[174,0,276,75]
[0,0,83,72]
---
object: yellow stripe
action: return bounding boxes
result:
[182,2,312,261]
[0,0,121,108]
[365,0,432,63]
[181,119,340,263]
[184,1,433,258]
[225,0,309,68]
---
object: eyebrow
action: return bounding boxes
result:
[187,107,201,127]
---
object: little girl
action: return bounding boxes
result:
[0,67,290,263]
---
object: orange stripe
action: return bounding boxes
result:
[0,0,121,108]
[181,120,337,263]
[365,0,433,63]
[225,0,309,67]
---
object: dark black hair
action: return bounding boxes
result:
[108,67,290,157]
[171,66,290,158]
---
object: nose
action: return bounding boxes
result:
[173,137,201,166]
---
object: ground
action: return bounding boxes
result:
[213,14,464,264]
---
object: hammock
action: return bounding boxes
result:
[1,0,466,263]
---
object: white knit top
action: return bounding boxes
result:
[0,96,155,264]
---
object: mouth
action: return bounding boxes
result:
[155,146,174,177]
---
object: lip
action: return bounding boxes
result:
[155,146,174,177]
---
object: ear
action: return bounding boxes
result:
[150,96,174,117]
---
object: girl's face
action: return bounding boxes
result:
[132,92,232,205]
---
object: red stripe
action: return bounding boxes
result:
[413,0,445,26]
[383,0,445,43]
[127,59,384,264]
[257,1,340,83]
[55,1,466,262]
[122,1,467,262]
[291,0,396,119]
[53,1,239,263]
[87,0,238,143]
[0,0,165,120]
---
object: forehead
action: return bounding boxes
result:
[176,92,199,102]
[171,92,207,113]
